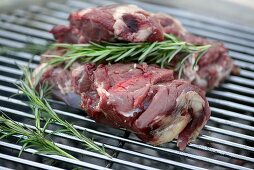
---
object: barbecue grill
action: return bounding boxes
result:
[0,0,253,169]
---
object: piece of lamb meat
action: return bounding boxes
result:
[36,63,211,150]
[50,4,164,43]
[151,13,235,90]
[50,4,235,91]
[33,63,81,108]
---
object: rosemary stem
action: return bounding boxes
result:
[48,141,78,160]
[45,34,210,76]
[17,69,111,158]
[0,115,77,160]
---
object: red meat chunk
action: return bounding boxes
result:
[36,63,211,150]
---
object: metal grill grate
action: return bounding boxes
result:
[0,0,253,169]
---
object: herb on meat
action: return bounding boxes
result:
[45,34,210,73]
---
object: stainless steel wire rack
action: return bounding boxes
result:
[0,0,253,169]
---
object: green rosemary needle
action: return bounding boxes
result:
[45,34,211,71]
[17,68,111,158]
[0,115,77,159]
[0,44,48,55]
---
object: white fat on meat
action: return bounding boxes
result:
[176,91,205,117]
[96,82,110,97]
[213,64,231,87]
[133,63,137,69]
[121,108,142,117]
[134,28,153,40]
[33,63,50,78]
[151,91,205,145]
[32,63,52,87]
[58,79,73,94]
[183,57,208,88]
[113,5,152,41]
[51,68,73,94]
[78,8,93,16]
[95,82,110,110]
[151,114,191,145]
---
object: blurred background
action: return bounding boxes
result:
[0,0,254,27]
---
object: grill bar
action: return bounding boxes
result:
[228,76,254,87]
[209,117,254,131]
[1,94,254,168]
[221,83,254,95]
[0,0,253,169]
[0,14,53,31]
[0,56,37,69]
[0,153,64,170]
[0,109,207,170]
[0,108,251,170]
[0,166,13,170]
[207,98,254,113]
[0,141,110,170]
[3,133,160,170]
[204,126,254,141]
[0,21,53,40]
[186,28,254,48]
[1,101,251,169]
[115,0,254,34]
[14,9,67,26]
[229,51,254,63]
[210,107,254,122]
[105,131,130,169]
[0,29,47,45]
[211,90,254,104]
[0,37,24,48]
[198,135,254,152]
[175,18,254,41]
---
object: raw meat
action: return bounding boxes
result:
[50,4,235,90]
[50,4,164,43]
[153,13,234,90]
[36,63,211,150]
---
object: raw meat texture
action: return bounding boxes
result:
[36,63,211,150]
[50,4,164,43]
[152,13,234,90]
[33,63,81,108]
[50,4,234,90]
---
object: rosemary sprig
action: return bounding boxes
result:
[0,44,48,55]
[17,68,111,158]
[45,34,210,71]
[0,114,76,159]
